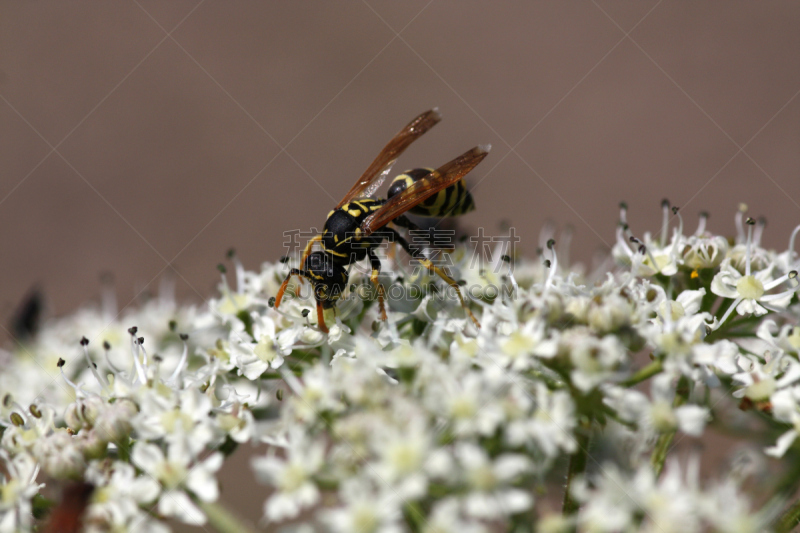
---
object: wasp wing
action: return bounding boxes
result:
[361,145,490,236]
[336,109,442,208]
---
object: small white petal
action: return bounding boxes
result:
[765,430,798,458]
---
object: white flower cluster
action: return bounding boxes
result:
[1,202,800,532]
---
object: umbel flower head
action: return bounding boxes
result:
[2,202,799,532]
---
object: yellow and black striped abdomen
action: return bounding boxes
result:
[386,168,475,217]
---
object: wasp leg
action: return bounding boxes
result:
[382,228,480,329]
[275,268,309,308]
[392,215,453,252]
[275,268,331,333]
[367,248,388,321]
[316,301,329,333]
[297,235,323,283]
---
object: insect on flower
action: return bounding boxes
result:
[274,109,489,332]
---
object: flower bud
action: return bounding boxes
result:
[93,399,137,443]
[34,430,85,479]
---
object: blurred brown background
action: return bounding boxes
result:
[2,1,800,529]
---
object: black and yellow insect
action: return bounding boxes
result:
[387,167,475,218]
[274,109,488,332]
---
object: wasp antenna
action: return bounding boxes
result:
[478,143,492,154]
[430,107,442,120]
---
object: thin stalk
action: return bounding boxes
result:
[197,500,258,533]
[260,369,302,379]
[650,431,676,477]
[562,429,590,515]
[403,501,426,532]
[601,404,637,429]
[775,499,800,533]
[620,359,662,388]
[650,376,688,477]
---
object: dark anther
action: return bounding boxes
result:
[547,239,556,249]
[128,327,138,335]
[543,259,551,268]
[661,198,670,208]
[671,206,679,214]
[268,297,276,308]
[179,333,189,341]
[301,309,310,318]
[57,358,66,368]
[227,248,236,259]
[746,217,756,225]
[501,254,512,263]
[80,337,89,346]
[279,256,290,264]
[138,337,144,345]
[169,320,177,332]
[217,264,227,274]
[103,341,111,350]
[10,413,24,427]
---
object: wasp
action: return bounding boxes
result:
[274,109,489,333]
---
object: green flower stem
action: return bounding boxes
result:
[649,431,676,477]
[116,437,131,462]
[562,428,591,515]
[260,369,303,379]
[403,501,426,532]
[526,367,566,390]
[197,500,258,533]
[704,314,761,343]
[600,404,636,429]
[775,498,800,533]
[771,451,800,498]
[620,359,662,388]
[650,376,688,477]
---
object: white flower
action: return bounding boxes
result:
[763,387,800,457]
[84,460,162,531]
[683,233,728,270]
[504,383,577,456]
[232,315,292,380]
[613,201,684,277]
[372,413,431,499]
[711,259,797,326]
[646,374,709,436]
[131,438,222,526]
[453,443,533,521]
[322,479,403,533]
[492,319,558,370]
[252,433,324,522]
[563,331,627,392]
[0,452,42,533]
